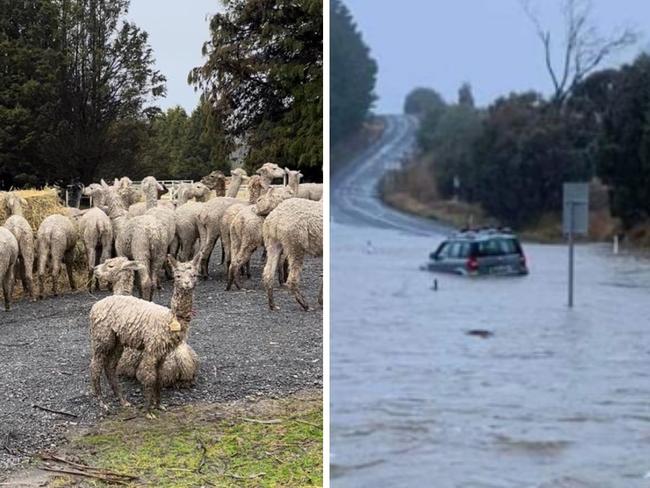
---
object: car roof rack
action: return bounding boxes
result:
[450,226,514,239]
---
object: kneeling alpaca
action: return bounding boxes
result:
[94,256,199,388]
[89,253,200,415]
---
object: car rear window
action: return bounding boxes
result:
[476,238,521,256]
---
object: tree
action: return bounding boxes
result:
[473,92,592,227]
[404,87,446,117]
[596,54,650,226]
[189,0,322,179]
[425,104,483,200]
[521,0,637,105]
[330,0,376,146]
[55,0,166,182]
[458,83,475,108]
[0,0,62,188]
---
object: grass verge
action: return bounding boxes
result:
[32,391,322,487]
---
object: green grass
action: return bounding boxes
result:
[48,393,322,487]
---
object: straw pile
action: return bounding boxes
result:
[0,188,69,231]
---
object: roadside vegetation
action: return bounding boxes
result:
[383,0,650,242]
[330,0,379,169]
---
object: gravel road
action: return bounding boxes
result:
[0,249,323,472]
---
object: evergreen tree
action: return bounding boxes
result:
[330,0,376,145]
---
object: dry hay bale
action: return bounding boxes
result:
[0,188,68,231]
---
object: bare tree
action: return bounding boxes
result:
[520,0,638,104]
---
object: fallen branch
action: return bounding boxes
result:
[239,417,282,425]
[226,472,266,480]
[40,466,129,486]
[32,404,78,418]
[40,453,137,480]
[293,418,321,429]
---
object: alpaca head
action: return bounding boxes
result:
[231,167,248,179]
[189,182,210,199]
[256,162,285,180]
[94,257,144,290]
[5,192,27,214]
[284,168,303,185]
[167,253,201,292]
[200,170,226,191]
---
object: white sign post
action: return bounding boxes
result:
[563,183,589,308]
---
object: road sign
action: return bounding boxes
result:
[563,182,590,308]
[562,183,589,235]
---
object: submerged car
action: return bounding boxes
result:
[426,228,528,276]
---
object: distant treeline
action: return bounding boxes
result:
[401,53,650,230]
[330,0,377,150]
[0,0,322,188]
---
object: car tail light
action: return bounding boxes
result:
[466,256,479,272]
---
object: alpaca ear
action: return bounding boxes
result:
[298,172,303,180]
[20,197,27,206]
[100,179,109,190]
[123,260,144,272]
[284,167,290,173]
[191,251,202,269]
[167,254,178,269]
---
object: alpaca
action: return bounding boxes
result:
[3,192,35,299]
[284,168,323,201]
[94,257,199,388]
[0,227,19,310]
[176,182,210,205]
[219,176,265,277]
[89,253,201,415]
[260,198,322,311]
[227,186,295,290]
[127,176,175,218]
[36,214,78,298]
[83,183,107,208]
[174,183,212,261]
[101,180,167,301]
[78,207,113,290]
[255,162,285,187]
[201,170,226,197]
[225,168,247,198]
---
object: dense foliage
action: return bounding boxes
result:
[330,0,376,146]
[189,0,323,180]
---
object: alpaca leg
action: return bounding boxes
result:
[37,241,48,299]
[138,266,152,301]
[136,353,159,415]
[200,228,217,278]
[22,246,35,300]
[87,246,96,291]
[3,264,15,311]
[90,351,109,410]
[151,254,165,300]
[286,248,308,311]
[105,345,129,407]
[64,249,76,291]
[318,275,323,306]
[262,241,282,311]
[50,252,61,296]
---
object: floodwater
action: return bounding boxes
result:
[331,115,650,487]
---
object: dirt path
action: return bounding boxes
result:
[0,249,323,474]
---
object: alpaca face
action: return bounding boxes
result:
[168,254,201,291]
[190,182,210,199]
[256,162,285,180]
[94,257,142,285]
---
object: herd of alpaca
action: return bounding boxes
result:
[0,163,322,415]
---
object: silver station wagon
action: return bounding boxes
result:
[426,228,528,276]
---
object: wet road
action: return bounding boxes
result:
[331,115,650,487]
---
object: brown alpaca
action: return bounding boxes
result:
[89,253,201,415]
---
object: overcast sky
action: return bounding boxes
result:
[344,0,649,113]
[128,0,222,112]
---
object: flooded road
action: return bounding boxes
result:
[331,115,650,487]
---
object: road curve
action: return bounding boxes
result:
[331,114,452,236]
